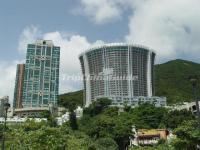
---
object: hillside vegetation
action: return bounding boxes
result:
[155,59,200,104]
[59,59,200,105]
[5,100,198,150]
[58,90,83,107]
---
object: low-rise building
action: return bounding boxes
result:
[7,107,14,117]
[14,107,49,117]
[56,106,83,125]
[0,96,9,117]
[75,106,83,118]
[107,96,167,108]
[57,107,67,117]
[170,101,200,114]
[130,126,169,147]
[14,104,58,118]
[56,112,70,126]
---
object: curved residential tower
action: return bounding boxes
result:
[79,43,165,107]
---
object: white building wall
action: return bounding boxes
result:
[83,54,91,107]
[80,43,160,107]
[147,51,153,97]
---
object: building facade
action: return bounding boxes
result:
[130,126,169,147]
[0,96,9,117]
[14,40,60,109]
[79,43,166,107]
[170,101,200,114]
[13,64,25,109]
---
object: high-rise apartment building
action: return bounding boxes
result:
[13,64,25,109]
[22,40,60,108]
[79,43,166,107]
[13,40,60,111]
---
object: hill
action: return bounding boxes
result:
[59,59,200,105]
[58,90,83,107]
[155,59,200,104]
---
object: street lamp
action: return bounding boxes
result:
[1,102,10,150]
[189,75,200,129]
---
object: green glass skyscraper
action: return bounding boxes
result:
[22,40,60,108]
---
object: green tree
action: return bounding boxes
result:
[163,109,195,129]
[83,110,132,150]
[6,121,92,150]
[130,103,167,129]
[40,110,51,118]
[87,115,115,138]
[172,120,200,150]
[113,112,132,150]
[40,110,57,127]
[89,138,118,150]
[83,98,112,117]
[69,111,78,130]
[6,126,68,150]
[102,106,119,116]
[66,131,92,150]
[21,119,47,131]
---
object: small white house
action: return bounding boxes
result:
[56,106,83,125]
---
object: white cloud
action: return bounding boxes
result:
[125,0,200,62]
[0,60,23,105]
[80,0,129,24]
[43,32,105,93]
[43,31,91,93]
[18,25,41,54]
[16,26,104,95]
[2,26,104,104]
[79,0,200,63]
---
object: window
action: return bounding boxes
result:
[44,82,49,90]
[32,94,38,101]
[46,47,51,56]
[35,59,40,66]
[28,44,35,49]
[43,99,48,104]
[45,60,50,67]
[36,49,41,55]
[34,70,39,75]
[50,84,55,91]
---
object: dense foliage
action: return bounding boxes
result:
[172,120,200,150]
[5,121,91,150]
[28,59,200,149]
[77,99,196,150]
[162,109,195,129]
[2,99,198,150]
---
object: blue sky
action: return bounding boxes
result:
[1,0,200,100]
[0,0,129,60]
